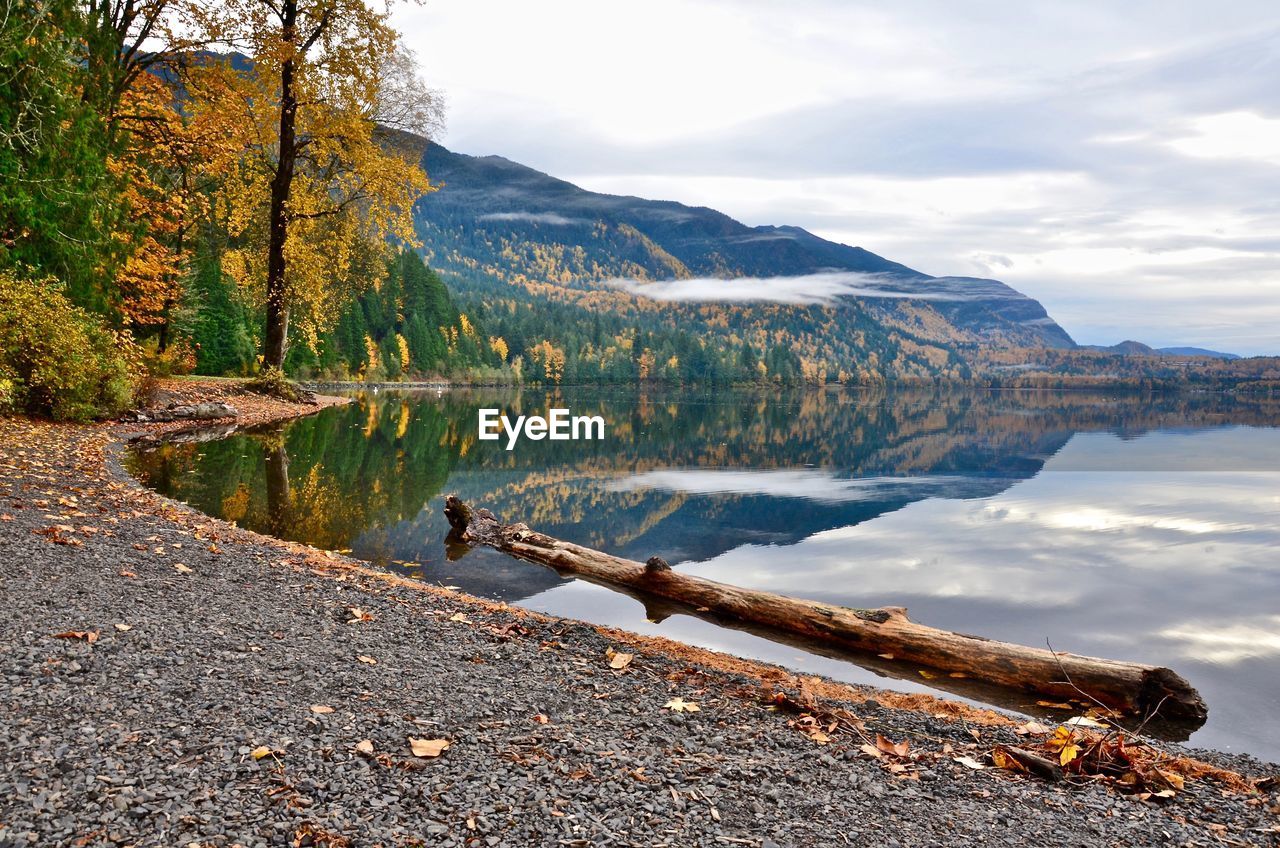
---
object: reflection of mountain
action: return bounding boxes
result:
[127,388,1280,604]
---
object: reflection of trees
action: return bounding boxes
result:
[128,388,1280,562]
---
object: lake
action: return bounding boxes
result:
[126,387,1280,760]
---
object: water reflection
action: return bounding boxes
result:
[126,387,1280,759]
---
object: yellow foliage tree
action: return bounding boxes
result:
[201,0,442,368]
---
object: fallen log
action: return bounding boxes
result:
[444,496,1207,724]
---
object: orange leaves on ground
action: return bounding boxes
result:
[876,734,910,758]
[53,630,99,644]
[605,647,633,670]
[345,607,373,624]
[408,738,449,758]
[532,714,549,725]
[1044,726,1082,766]
[33,525,82,546]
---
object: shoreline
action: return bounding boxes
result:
[1,379,1277,846]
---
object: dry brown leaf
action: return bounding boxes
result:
[310,705,334,714]
[954,755,987,770]
[173,563,193,574]
[1015,720,1052,736]
[663,697,700,713]
[608,651,634,670]
[532,714,549,724]
[448,612,470,623]
[346,607,373,624]
[408,737,449,758]
[53,630,99,644]
[859,743,883,759]
[354,739,374,756]
[250,746,274,760]
[357,655,378,665]
[875,734,910,758]
[113,623,132,632]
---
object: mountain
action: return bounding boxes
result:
[1158,346,1241,360]
[406,141,1076,383]
[1082,341,1242,360]
[1083,340,1157,356]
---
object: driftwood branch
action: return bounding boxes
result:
[443,496,1207,724]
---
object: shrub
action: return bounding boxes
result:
[0,270,143,421]
[140,335,197,378]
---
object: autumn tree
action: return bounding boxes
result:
[205,0,440,369]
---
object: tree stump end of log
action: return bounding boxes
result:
[443,495,472,533]
[1139,667,1208,723]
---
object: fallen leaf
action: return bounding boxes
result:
[173,563,193,574]
[310,705,334,714]
[917,669,937,679]
[1065,715,1107,728]
[1015,721,1052,736]
[354,739,374,756]
[346,607,373,624]
[991,747,1026,773]
[1036,700,1074,710]
[117,569,136,578]
[357,655,378,665]
[608,651,634,670]
[954,755,987,770]
[532,714,549,724]
[53,630,99,644]
[113,623,132,632]
[875,734,910,758]
[859,743,883,759]
[878,653,894,660]
[448,612,470,623]
[408,737,449,758]
[250,746,274,760]
[663,697,700,713]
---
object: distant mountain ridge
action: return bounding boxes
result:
[410,142,1079,379]
[1082,341,1241,360]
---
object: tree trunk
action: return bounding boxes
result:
[443,496,1207,724]
[263,0,299,371]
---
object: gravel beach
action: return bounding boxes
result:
[1,381,1277,847]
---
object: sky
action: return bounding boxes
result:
[394,1,1280,355]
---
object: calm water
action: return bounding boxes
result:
[126,387,1280,760]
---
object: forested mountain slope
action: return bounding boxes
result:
[406,141,1076,384]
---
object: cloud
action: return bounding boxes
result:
[609,469,987,503]
[607,271,1028,305]
[477,211,584,225]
